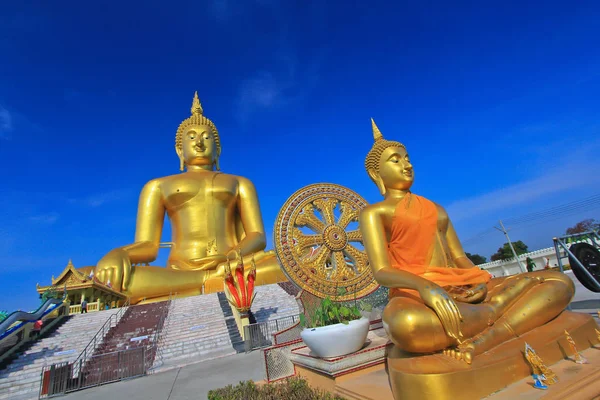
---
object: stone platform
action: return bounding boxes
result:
[335,346,600,400]
[289,326,391,395]
[293,312,600,400]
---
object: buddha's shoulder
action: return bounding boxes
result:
[427,199,448,218]
[414,194,446,212]
[146,172,251,184]
[217,172,254,185]
[360,201,395,219]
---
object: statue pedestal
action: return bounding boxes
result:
[385,311,599,400]
[289,326,392,397]
[292,312,599,400]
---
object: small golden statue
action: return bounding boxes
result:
[564,329,588,364]
[86,92,286,303]
[525,343,558,386]
[359,119,575,366]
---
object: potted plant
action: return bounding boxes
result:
[299,288,370,358]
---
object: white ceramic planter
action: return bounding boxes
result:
[301,317,370,358]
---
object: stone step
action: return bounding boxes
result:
[0,309,126,400]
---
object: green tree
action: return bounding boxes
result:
[565,218,599,235]
[490,241,529,262]
[465,252,487,265]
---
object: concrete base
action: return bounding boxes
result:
[335,347,600,400]
[295,312,600,400]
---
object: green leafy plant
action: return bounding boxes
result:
[207,377,345,400]
[0,311,8,323]
[299,285,369,329]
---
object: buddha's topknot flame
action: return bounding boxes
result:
[365,119,405,181]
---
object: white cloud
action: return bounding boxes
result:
[69,189,133,208]
[236,72,292,121]
[235,51,321,123]
[29,212,59,225]
[447,161,600,223]
[0,105,12,139]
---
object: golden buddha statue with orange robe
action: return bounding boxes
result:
[359,119,575,364]
[85,92,286,303]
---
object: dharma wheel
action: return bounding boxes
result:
[273,183,379,301]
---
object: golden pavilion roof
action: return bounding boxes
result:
[36,260,125,298]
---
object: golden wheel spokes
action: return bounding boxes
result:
[310,246,332,272]
[293,228,324,250]
[274,183,378,301]
[337,202,360,229]
[296,203,326,233]
[332,251,353,280]
[343,244,369,273]
[313,198,338,226]
[347,230,362,242]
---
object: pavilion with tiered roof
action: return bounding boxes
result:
[36,260,127,314]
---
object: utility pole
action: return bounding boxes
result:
[494,220,526,273]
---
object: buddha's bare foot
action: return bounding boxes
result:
[443,341,475,364]
[447,283,488,304]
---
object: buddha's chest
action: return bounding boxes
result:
[161,175,238,211]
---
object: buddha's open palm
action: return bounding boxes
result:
[95,249,131,292]
[419,283,464,342]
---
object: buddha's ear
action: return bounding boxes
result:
[175,146,184,171]
[368,169,386,196]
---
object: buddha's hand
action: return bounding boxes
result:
[419,283,464,342]
[188,255,229,271]
[95,249,131,292]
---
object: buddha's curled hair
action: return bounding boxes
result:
[365,119,405,183]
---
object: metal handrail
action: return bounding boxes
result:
[553,230,600,292]
[145,295,171,371]
[70,297,131,375]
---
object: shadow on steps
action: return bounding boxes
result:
[216,292,246,353]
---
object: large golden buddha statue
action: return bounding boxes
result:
[87,92,286,303]
[358,119,575,364]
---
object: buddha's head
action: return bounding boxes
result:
[175,92,222,171]
[365,119,413,196]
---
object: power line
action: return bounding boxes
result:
[506,202,600,230]
[462,227,496,245]
[461,193,600,247]
[504,194,600,225]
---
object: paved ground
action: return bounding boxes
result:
[64,351,265,400]
[63,271,599,400]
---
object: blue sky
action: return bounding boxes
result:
[1,1,599,311]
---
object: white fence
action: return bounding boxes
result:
[478,247,561,277]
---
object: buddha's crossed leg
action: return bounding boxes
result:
[383,270,574,363]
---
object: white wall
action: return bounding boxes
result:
[478,247,561,277]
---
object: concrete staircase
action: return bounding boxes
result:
[82,302,169,386]
[0,309,122,400]
[152,292,241,372]
[153,283,299,372]
[251,283,300,323]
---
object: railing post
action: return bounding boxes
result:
[117,350,122,380]
[77,359,83,390]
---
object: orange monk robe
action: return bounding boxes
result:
[387,194,491,299]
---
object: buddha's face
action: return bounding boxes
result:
[179,124,218,168]
[378,146,414,191]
